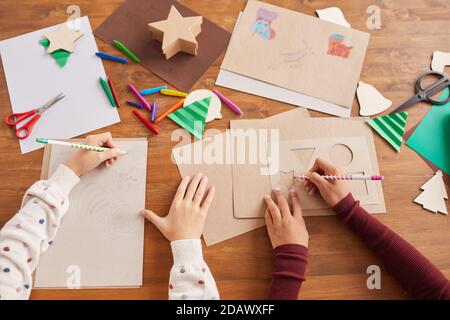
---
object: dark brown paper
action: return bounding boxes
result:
[94,0,231,92]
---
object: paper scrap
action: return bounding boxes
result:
[431,51,450,73]
[357,81,392,116]
[44,23,83,53]
[316,7,351,27]
[366,112,408,152]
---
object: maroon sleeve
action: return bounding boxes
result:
[267,244,308,300]
[334,193,450,300]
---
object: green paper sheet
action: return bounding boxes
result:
[39,38,71,67]
[406,88,450,175]
[168,97,210,139]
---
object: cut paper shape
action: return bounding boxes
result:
[252,7,278,40]
[44,23,83,53]
[327,34,353,58]
[366,112,408,152]
[39,38,71,67]
[168,97,210,139]
[148,5,202,59]
[316,7,351,27]
[431,51,450,73]
[414,171,448,215]
[184,89,222,123]
[270,136,380,210]
[357,81,392,116]
[406,88,450,175]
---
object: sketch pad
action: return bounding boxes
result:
[35,139,147,288]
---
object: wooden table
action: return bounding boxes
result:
[0,0,449,300]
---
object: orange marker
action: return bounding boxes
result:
[107,76,121,108]
[133,110,159,134]
[155,99,184,124]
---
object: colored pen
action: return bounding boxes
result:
[128,84,151,112]
[99,77,116,107]
[127,100,144,109]
[155,99,184,123]
[212,89,242,115]
[151,101,158,123]
[294,175,384,181]
[160,89,188,98]
[107,76,121,108]
[140,85,168,95]
[95,52,128,64]
[133,110,159,134]
[113,40,141,64]
[36,138,127,155]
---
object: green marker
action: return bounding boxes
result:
[113,40,141,64]
[99,77,116,107]
[36,138,127,155]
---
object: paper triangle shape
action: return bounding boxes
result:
[366,112,408,152]
[414,171,448,215]
[39,38,71,67]
[168,97,211,139]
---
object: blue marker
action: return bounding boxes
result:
[140,85,168,95]
[151,101,158,123]
[95,52,129,64]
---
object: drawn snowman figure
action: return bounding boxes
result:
[253,8,278,40]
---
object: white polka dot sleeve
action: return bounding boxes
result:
[0,165,79,300]
[169,239,219,300]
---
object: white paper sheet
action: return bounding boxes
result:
[0,16,120,153]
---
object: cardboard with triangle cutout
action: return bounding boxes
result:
[366,112,408,152]
[168,97,211,139]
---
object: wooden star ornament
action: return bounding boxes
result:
[148,5,203,60]
[44,23,83,53]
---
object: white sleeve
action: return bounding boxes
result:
[0,165,79,300]
[168,239,219,300]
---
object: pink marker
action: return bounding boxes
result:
[294,175,384,181]
[128,84,151,112]
[212,89,243,115]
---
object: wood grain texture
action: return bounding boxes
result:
[0,0,449,300]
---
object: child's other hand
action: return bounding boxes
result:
[142,173,215,241]
[264,188,309,249]
[65,132,119,177]
[304,158,350,207]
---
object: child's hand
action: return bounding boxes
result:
[142,173,215,241]
[65,132,119,177]
[264,188,309,249]
[304,158,350,207]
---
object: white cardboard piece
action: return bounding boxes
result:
[357,81,392,116]
[0,17,120,153]
[414,171,448,215]
[316,7,351,27]
[431,51,450,73]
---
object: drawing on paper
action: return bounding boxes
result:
[268,40,313,70]
[327,34,353,58]
[252,7,277,40]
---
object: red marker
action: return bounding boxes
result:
[133,110,159,134]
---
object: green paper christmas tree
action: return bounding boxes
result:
[39,38,71,68]
[366,111,408,152]
[168,97,211,139]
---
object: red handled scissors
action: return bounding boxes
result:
[4,93,65,139]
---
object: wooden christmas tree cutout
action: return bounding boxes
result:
[414,171,448,215]
[357,81,392,116]
[148,5,203,59]
[44,23,83,53]
[431,51,450,73]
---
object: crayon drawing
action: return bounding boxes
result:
[252,7,278,40]
[327,34,353,58]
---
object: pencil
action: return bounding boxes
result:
[36,138,127,155]
[155,99,184,123]
[107,76,121,108]
[113,40,141,64]
[99,77,116,107]
[294,175,384,181]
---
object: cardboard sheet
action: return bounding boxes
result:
[172,108,309,246]
[0,17,120,154]
[221,0,370,109]
[231,116,385,219]
[35,139,147,288]
[94,0,230,92]
[270,137,380,210]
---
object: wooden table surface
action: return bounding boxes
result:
[0,0,449,300]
